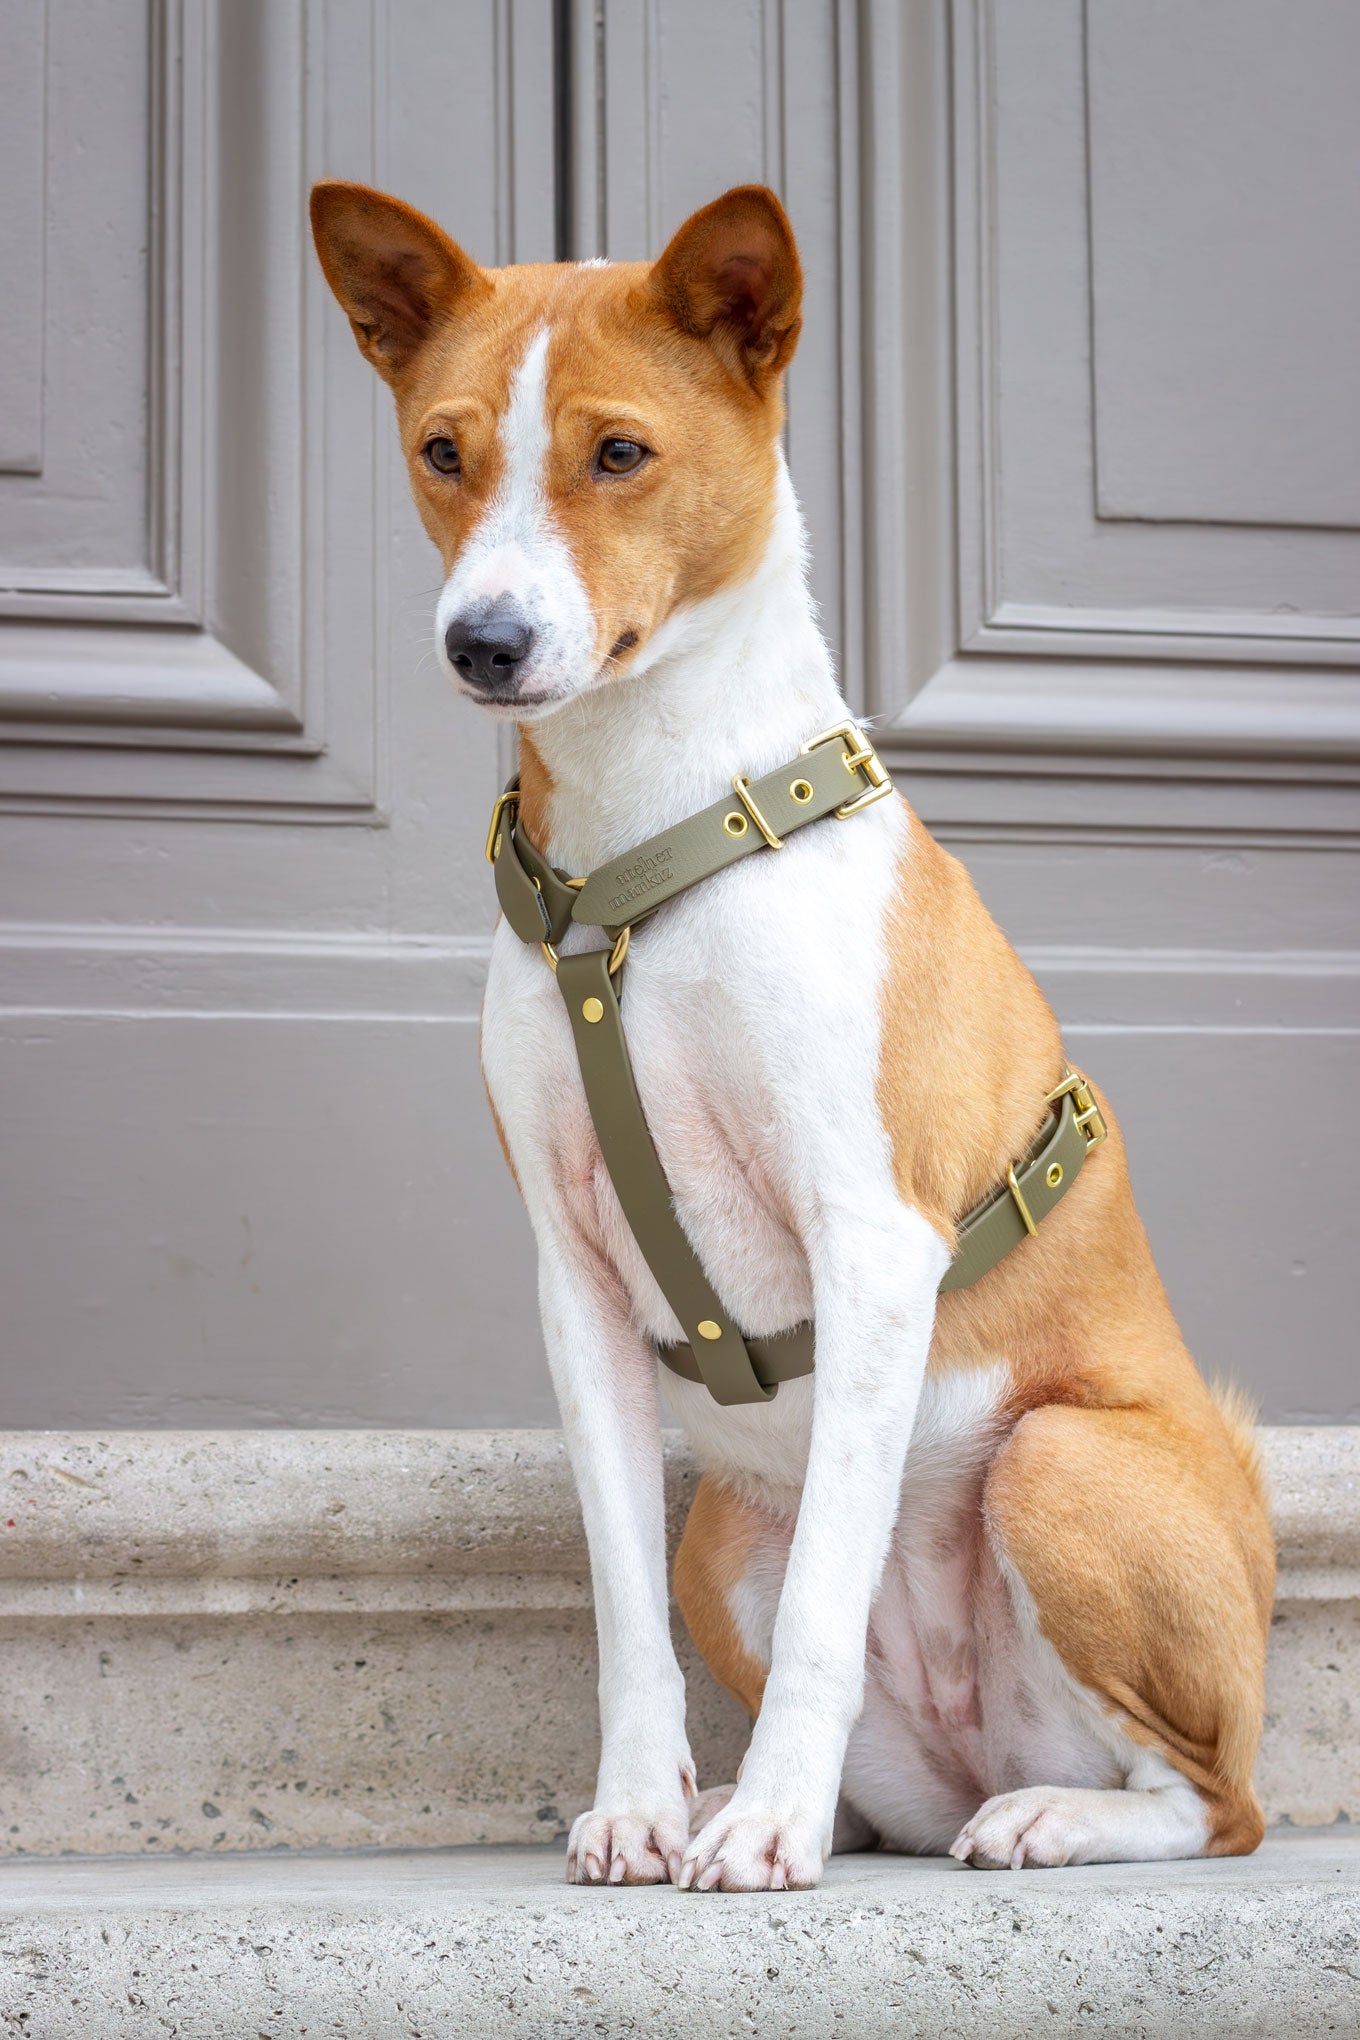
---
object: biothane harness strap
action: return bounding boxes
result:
[488,720,1108,1407]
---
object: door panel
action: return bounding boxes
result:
[1,0,1355,1426]
[1089,0,1360,530]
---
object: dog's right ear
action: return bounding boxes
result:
[309,182,488,383]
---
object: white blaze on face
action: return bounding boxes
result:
[435,326,597,709]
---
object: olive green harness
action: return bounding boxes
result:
[489,719,1107,1407]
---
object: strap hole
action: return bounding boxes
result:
[1047,1162,1063,1187]
[723,811,748,837]
[790,778,813,803]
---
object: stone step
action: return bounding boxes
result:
[2,1832,1356,2038]
[0,1427,1357,1857]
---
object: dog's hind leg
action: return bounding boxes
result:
[673,1473,778,1720]
[954,1399,1274,1869]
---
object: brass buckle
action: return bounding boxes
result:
[1045,1067,1108,1147]
[800,719,893,818]
[485,787,520,864]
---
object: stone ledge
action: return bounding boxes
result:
[2,1833,1356,2039]
[0,1430,609,1579]
[0,1428,1355,1855]
[6,1425,1352,1578]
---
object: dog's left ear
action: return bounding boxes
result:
[647,185,802,391]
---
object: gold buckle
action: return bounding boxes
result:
[800,720,893,818]
[485,787,520,864]
[731,774,784,849]
[1045,1067,1108,1147]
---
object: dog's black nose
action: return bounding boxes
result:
[445,601,535,691]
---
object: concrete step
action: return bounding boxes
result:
[2,1832,1356,2038]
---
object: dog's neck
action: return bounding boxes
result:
[522,459,846,876]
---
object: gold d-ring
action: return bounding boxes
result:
[541,926,631,977]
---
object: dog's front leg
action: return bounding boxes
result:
[537,1225,696,1885]
[680,1202,949,1891]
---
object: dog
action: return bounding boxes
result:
[310,180,1275,1892]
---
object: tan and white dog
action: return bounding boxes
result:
[311,181,1275,1893]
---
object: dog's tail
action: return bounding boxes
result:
[1209,1376,1270,1520]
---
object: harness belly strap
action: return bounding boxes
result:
[488,720,1106,1405]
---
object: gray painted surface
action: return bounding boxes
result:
[0,1,1356,1425]
[1088,0,1360,528]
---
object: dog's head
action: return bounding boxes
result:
[310,183,802,721]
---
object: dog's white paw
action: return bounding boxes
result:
[566,1807,689,1886]
[949,1787,1096,1870]
[679,1800,828,1892]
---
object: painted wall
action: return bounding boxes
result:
[1,0,1356,1425]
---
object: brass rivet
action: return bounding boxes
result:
[582,997,604,1024]
[790,778,814,803]
[696,1320,723,1341]
[1047,1162,1063,1188]
[723,811,748,837]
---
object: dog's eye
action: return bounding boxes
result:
[424,436,461,476]
[595,437,648,477]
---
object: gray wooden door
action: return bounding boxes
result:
[2,0,1355,1425]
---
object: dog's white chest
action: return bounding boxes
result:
[606,930,816,1344]
[481,797,908,1473]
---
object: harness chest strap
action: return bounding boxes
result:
[489,722,1107,1406]
[558,946,809,1405]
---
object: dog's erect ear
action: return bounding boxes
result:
[647,185,802,390]
[310,182,487,382]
